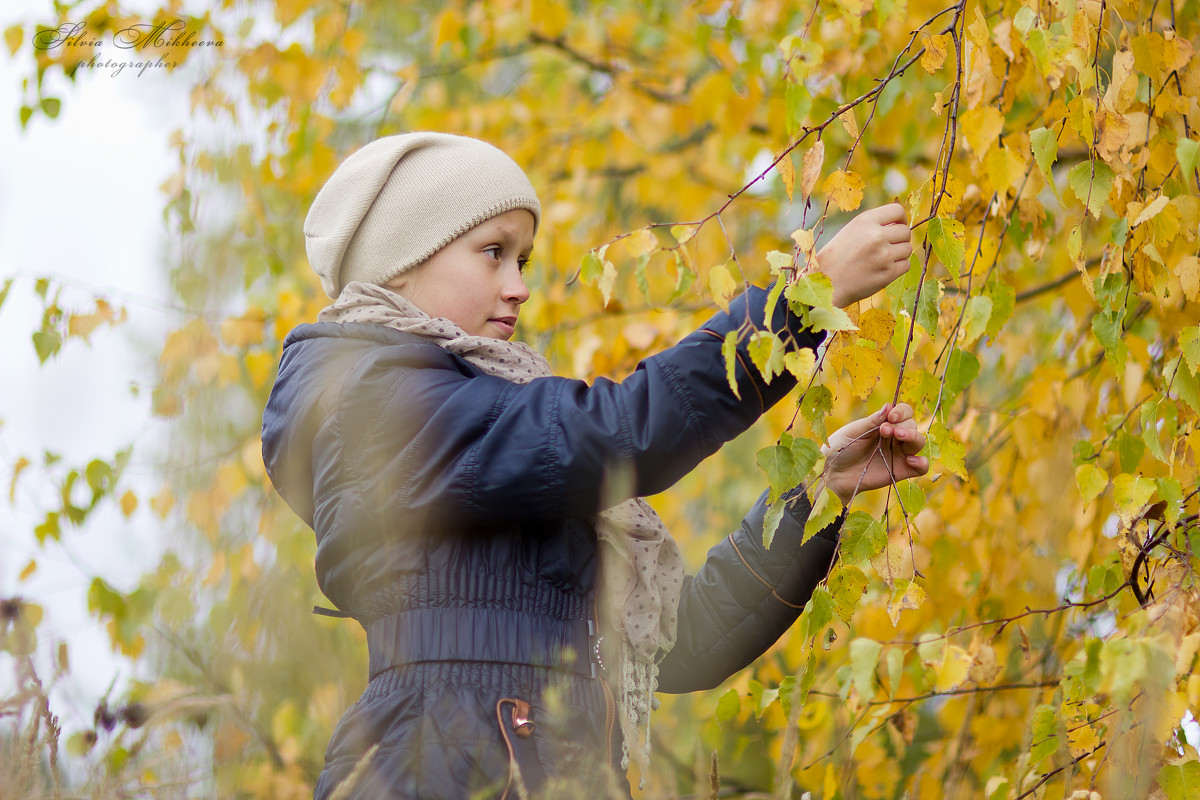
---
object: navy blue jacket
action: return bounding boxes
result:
[261,286,840,799]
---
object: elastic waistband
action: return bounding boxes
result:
[366,606,597,680]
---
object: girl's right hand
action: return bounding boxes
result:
[813,203,912,308]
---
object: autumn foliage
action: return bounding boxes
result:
[3,0,1200,797]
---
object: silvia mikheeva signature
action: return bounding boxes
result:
[34,20,224,51]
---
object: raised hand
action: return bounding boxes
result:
[814,203,913,308]
[821,402,929,507]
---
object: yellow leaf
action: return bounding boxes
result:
[531,0,569,38]
[433,8,465,52]
[4,25,22,57]
[961,106,1004,159]
[1095,110,1130,162]
[9,455,30,502]
[934,645,972,692]
[824,169,865,212]
[777,152,796,201]
[887,579,925,626]
[784,348,816,384]
[790,227,815,256]
[801,140,825,197]
[709,261,738,310]
[150,486,175,519]
[920,33,951,73]
[1132,194,1169,228]
[846,344,883,398]
[598,260,617,307]
[824,763,838,797]
[857,308,895,347]
[1067,722,1100,757]
[626,228,659,259]
[1175,255,1200,302]
[1104,48,1137,112]
[840,109,860,140]
[219,309,266,348]
[119,490,138,518]
[18,559,36,582]
[245,351,275,388]
[670,224,699,245]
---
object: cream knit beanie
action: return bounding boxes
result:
[304,132,542,298]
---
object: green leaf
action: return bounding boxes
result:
[757,445,794,497]
[762,499,786,549]
[786,272,835,309]
[895,480,925,516]
[32,329,62,363]
[33,511,61,544]
[927,422,967,479]
[1075,463,1108,503]
[802,305,857,332]
[85,459,115,496]
[1068,160,1116,218]
[1116,430,1145,472]
[944,349,980,397]
[800,385,833,439]
[0,278,13,314]
[668,250,695,302]
[1181,327,1200,373]
[1112,473,1155,520]
[785,81,812,136]
[1013,5,1037,33]
[1178,139,1200,188]
[87,577,126,618]
[803,488,842,543]
[748,331,785,383]
[1092,311,1128,366]
[983,278,1014,339]
[722,330,740,399]
[926,216,965,278]
[1167,356,1200,414]
[790,436,822,481]
[715,687,740,723]
[802,586,836,639]
[848,637,881,698]
[1029,126,1059,187]
[1159,760,1200,800]
[580,250,602,284]
[748,679,779,719]
[961,295,992,345]
[40,97,60,118]
[831,566,869,624]
[1030,704,1059,767]
[839,511,886,564]
[886,648,904,695]
[19,104,33,129]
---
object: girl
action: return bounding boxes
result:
[262,132,927,799]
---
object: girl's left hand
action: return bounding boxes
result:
[821,403,930,507]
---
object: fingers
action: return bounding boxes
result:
[861,202,908,226]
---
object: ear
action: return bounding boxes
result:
[384,272,412,296]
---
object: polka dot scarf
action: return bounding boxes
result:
[319,281,684,771]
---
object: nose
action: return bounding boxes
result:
[503,264,530,305]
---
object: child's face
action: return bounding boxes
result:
[388,209,534,340]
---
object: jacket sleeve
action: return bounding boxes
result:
[654,488,841,694]
[342,285,825,526]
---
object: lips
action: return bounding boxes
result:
[489,316,518,338]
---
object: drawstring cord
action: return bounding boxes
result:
[495,698,534,800]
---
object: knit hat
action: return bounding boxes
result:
[304,132,542,298]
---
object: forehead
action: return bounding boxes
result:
[470,209,536,244]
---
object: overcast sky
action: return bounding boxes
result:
[0,0,196,717]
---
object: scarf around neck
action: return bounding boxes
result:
[318,281,685,769]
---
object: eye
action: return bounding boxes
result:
[483,245,502,260]
[518,256,532,273]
